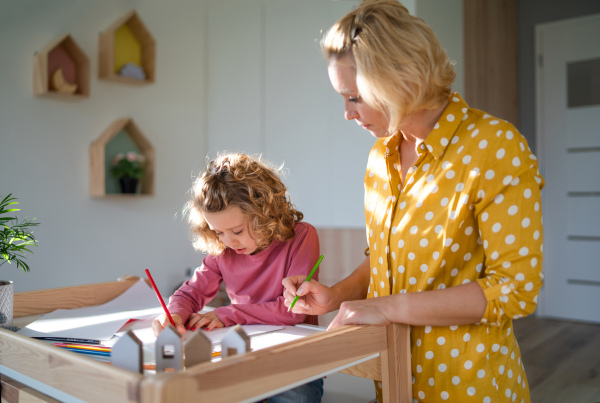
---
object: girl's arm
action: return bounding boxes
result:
[167,257,223,325]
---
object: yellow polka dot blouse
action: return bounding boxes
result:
[367,93,544,402]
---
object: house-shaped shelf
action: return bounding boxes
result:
[33,34,90,99]
[99,10,156,85]
[90,118,155,198]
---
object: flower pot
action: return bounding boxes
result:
[119,177,139,194]
[0,280,13,327]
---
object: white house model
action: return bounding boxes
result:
[183,330,212,368]
[155,325,183,372]
[111,330,143,373]
[220,325,251,358]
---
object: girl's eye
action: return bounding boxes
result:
[233,230,243,235]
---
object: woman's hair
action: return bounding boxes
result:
[322,0,456,132]
[184,153,303,255]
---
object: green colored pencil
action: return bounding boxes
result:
[288,255,324,312]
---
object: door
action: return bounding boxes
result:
[536,14,600,323]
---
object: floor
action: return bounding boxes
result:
[321,315,600,403]
[513,315,600,403]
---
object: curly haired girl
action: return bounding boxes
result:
[153,152,320,331]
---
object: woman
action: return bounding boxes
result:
[283,1,544,402]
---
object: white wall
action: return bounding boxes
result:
[206,0,463,229]
[0,0,208,294]
[0,0,463,297]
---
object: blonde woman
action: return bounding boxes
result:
[283,1,544,402]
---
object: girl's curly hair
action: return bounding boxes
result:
[184,153,304,255]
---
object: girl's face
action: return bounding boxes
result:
[328,55,390,138]
[203,206,260,255]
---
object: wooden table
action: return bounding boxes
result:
[0,276,412,403]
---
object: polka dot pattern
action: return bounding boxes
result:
[367,93,542,402]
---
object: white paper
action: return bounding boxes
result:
[17,279,162,341]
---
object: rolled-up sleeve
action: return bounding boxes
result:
[475,146,544,326]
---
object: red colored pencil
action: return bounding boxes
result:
[145,269,176,327]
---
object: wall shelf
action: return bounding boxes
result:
[98,10,156,85]
[90,118,155,197]
[33,34,90,99]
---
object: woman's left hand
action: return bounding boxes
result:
[327,297,392,330]
[187,311,224,331]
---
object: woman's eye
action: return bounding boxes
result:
[348,96,360,103]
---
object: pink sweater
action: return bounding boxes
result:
[168,222,320,327]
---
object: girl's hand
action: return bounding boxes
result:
[152,313,185,337]
[282,275,335,315]
[327,297,392,330]
[187,311,224,331]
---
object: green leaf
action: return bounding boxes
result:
[0,193,39,273]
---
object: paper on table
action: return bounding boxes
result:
[113,316,285,365]
[118,308,284,347]
[17,279,162,341]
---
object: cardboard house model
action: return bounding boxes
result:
[155,325,183,372]
[183,330,212,368]
[220,325,251,358]
[111,330,143,373]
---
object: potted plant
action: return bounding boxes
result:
[111,151,146,194]
[0,194,40,327]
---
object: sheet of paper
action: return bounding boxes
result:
[17,279,162,340]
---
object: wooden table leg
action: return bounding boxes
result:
[380,323,412,403]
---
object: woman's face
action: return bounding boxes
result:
[328,55,390,138]
[203,206,260,255]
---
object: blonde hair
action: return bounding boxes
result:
[322,0,455,132]
[184,153,303,255]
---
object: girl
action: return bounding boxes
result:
[153,152,323,402]
[153,153,320,333]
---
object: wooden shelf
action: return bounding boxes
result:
[33,34,90,99]
[89,118,155,198]
[98,10,156,85]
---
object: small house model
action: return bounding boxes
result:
[220,325,251,358]
[155,325,183,372]
[183,330,212,368]
[111,330,143,373]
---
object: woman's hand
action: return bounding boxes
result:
[187,311,224,331]
[152,313,185,337]
[327,297,392,330]
[282,275,336,315]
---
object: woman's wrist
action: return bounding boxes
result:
[329,282,348,311]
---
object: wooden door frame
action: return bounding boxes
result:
[464,0,518,127]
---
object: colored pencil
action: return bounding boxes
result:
[55,343,111,352]
[63,347,111,357]
[145,268,176,327]
[288,255,324,312]
[33,337,101,344]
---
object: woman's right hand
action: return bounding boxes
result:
[151,313,186,337]
[282,276,336,315]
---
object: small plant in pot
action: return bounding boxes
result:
[111,152,146,194]
[0,194,39,328]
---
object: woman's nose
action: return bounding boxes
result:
[345,106,358,121]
